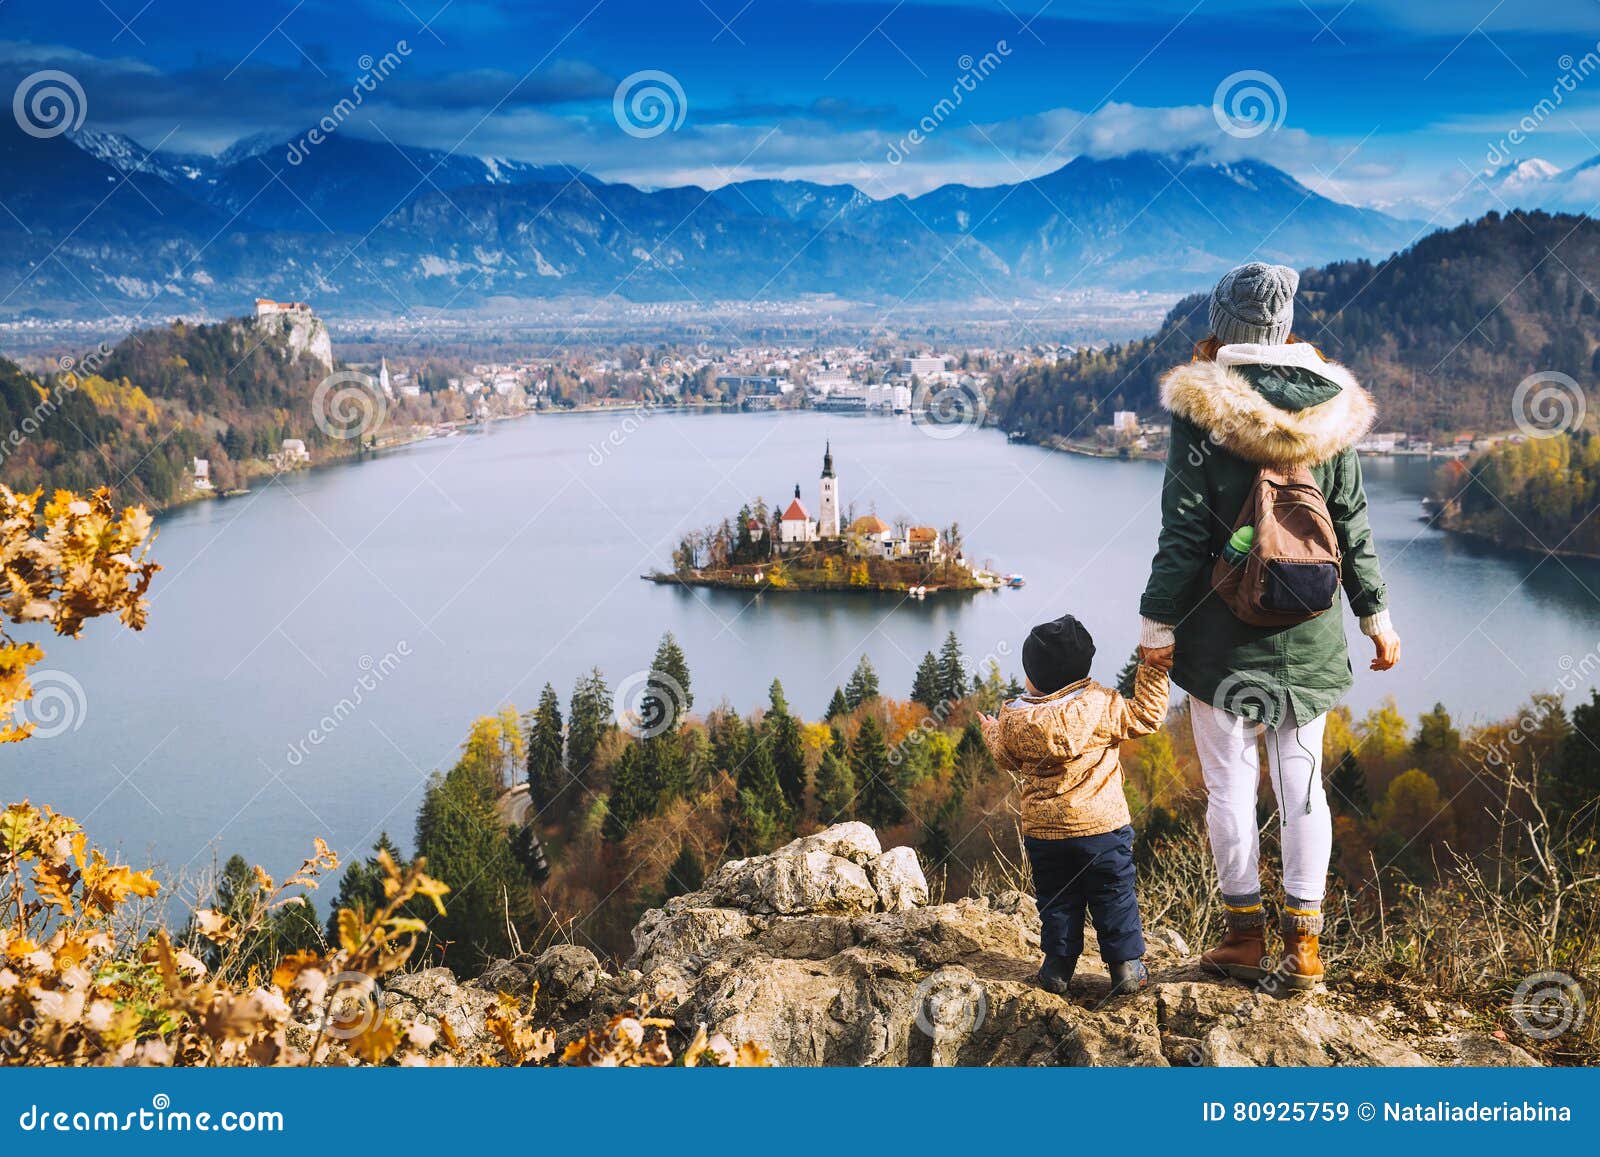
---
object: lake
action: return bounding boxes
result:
[15,408,1600,883]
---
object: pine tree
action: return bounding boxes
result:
[814,748,856,824]
[665,842,704,897]
[567,668,613,790]
[604,743,655,842]
[844,655,879,709]
[936,631,966,703]
[325,833,405,942]
[954,719,994,790]
[1115,648,1141,697]
[1552,690,1600,825]
[525,683,565,813]
[825,685,850,720]
[645,631,693,731]
[910,651,942,708]
[765,679,808,812]
[709,707,748,776]
[852,714,903,828]
[1412,702,1461,757]
[413,757,527,971]
[732,731,791,853]
[1328,749,1371,818]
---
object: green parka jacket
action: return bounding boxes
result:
[1138,343,1390,728]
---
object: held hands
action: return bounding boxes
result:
[1370,630,1401,671]
[1138,644,1174,672]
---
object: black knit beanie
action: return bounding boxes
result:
[1021,614,1096,695]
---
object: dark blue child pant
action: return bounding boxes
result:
[1024,825,1145,964]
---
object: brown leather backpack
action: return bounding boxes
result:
[1211,465,1342,627]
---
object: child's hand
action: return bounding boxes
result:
[978,712,998,728]
[1138,644,1174,671]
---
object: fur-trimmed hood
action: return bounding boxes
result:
[1160,343,1376,469]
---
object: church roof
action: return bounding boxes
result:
[908,526,938,543]
[781,498,810,521]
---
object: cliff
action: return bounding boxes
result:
[404,824,1540,1067]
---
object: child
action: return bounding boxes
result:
[979,614,1170,997]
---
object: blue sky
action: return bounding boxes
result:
[6,0,1600,207]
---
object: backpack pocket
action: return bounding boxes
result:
[1261,559,1339,615]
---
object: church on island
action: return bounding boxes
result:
[777,444,944,562]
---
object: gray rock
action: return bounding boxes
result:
[869,846,929,913]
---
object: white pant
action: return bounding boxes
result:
[1188,698,1331,906]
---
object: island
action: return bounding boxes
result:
[645,444,1008,596]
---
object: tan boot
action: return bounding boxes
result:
[1279,909,1325,991]
[1201,909,1269,982]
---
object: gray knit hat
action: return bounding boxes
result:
[1209,262,1299,346]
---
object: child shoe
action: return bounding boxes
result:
[1036,952,1078,995]
[1107,958,1150,996]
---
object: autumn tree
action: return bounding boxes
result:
[0,486,158,740]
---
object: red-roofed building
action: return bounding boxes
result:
[779,484,817,548]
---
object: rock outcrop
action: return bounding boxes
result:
[417,824,1536,1067]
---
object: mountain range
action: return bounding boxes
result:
[0,120,1559,317]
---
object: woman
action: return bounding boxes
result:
[1137,261,1401,990]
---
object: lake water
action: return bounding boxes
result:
[15,409,1600,882]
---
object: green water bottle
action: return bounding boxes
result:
[1222,525,1255,566]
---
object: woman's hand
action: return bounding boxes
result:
[1138,644,1174,671]
[1370,630,1401,671]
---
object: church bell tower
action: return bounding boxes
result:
[818,442,841,538]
